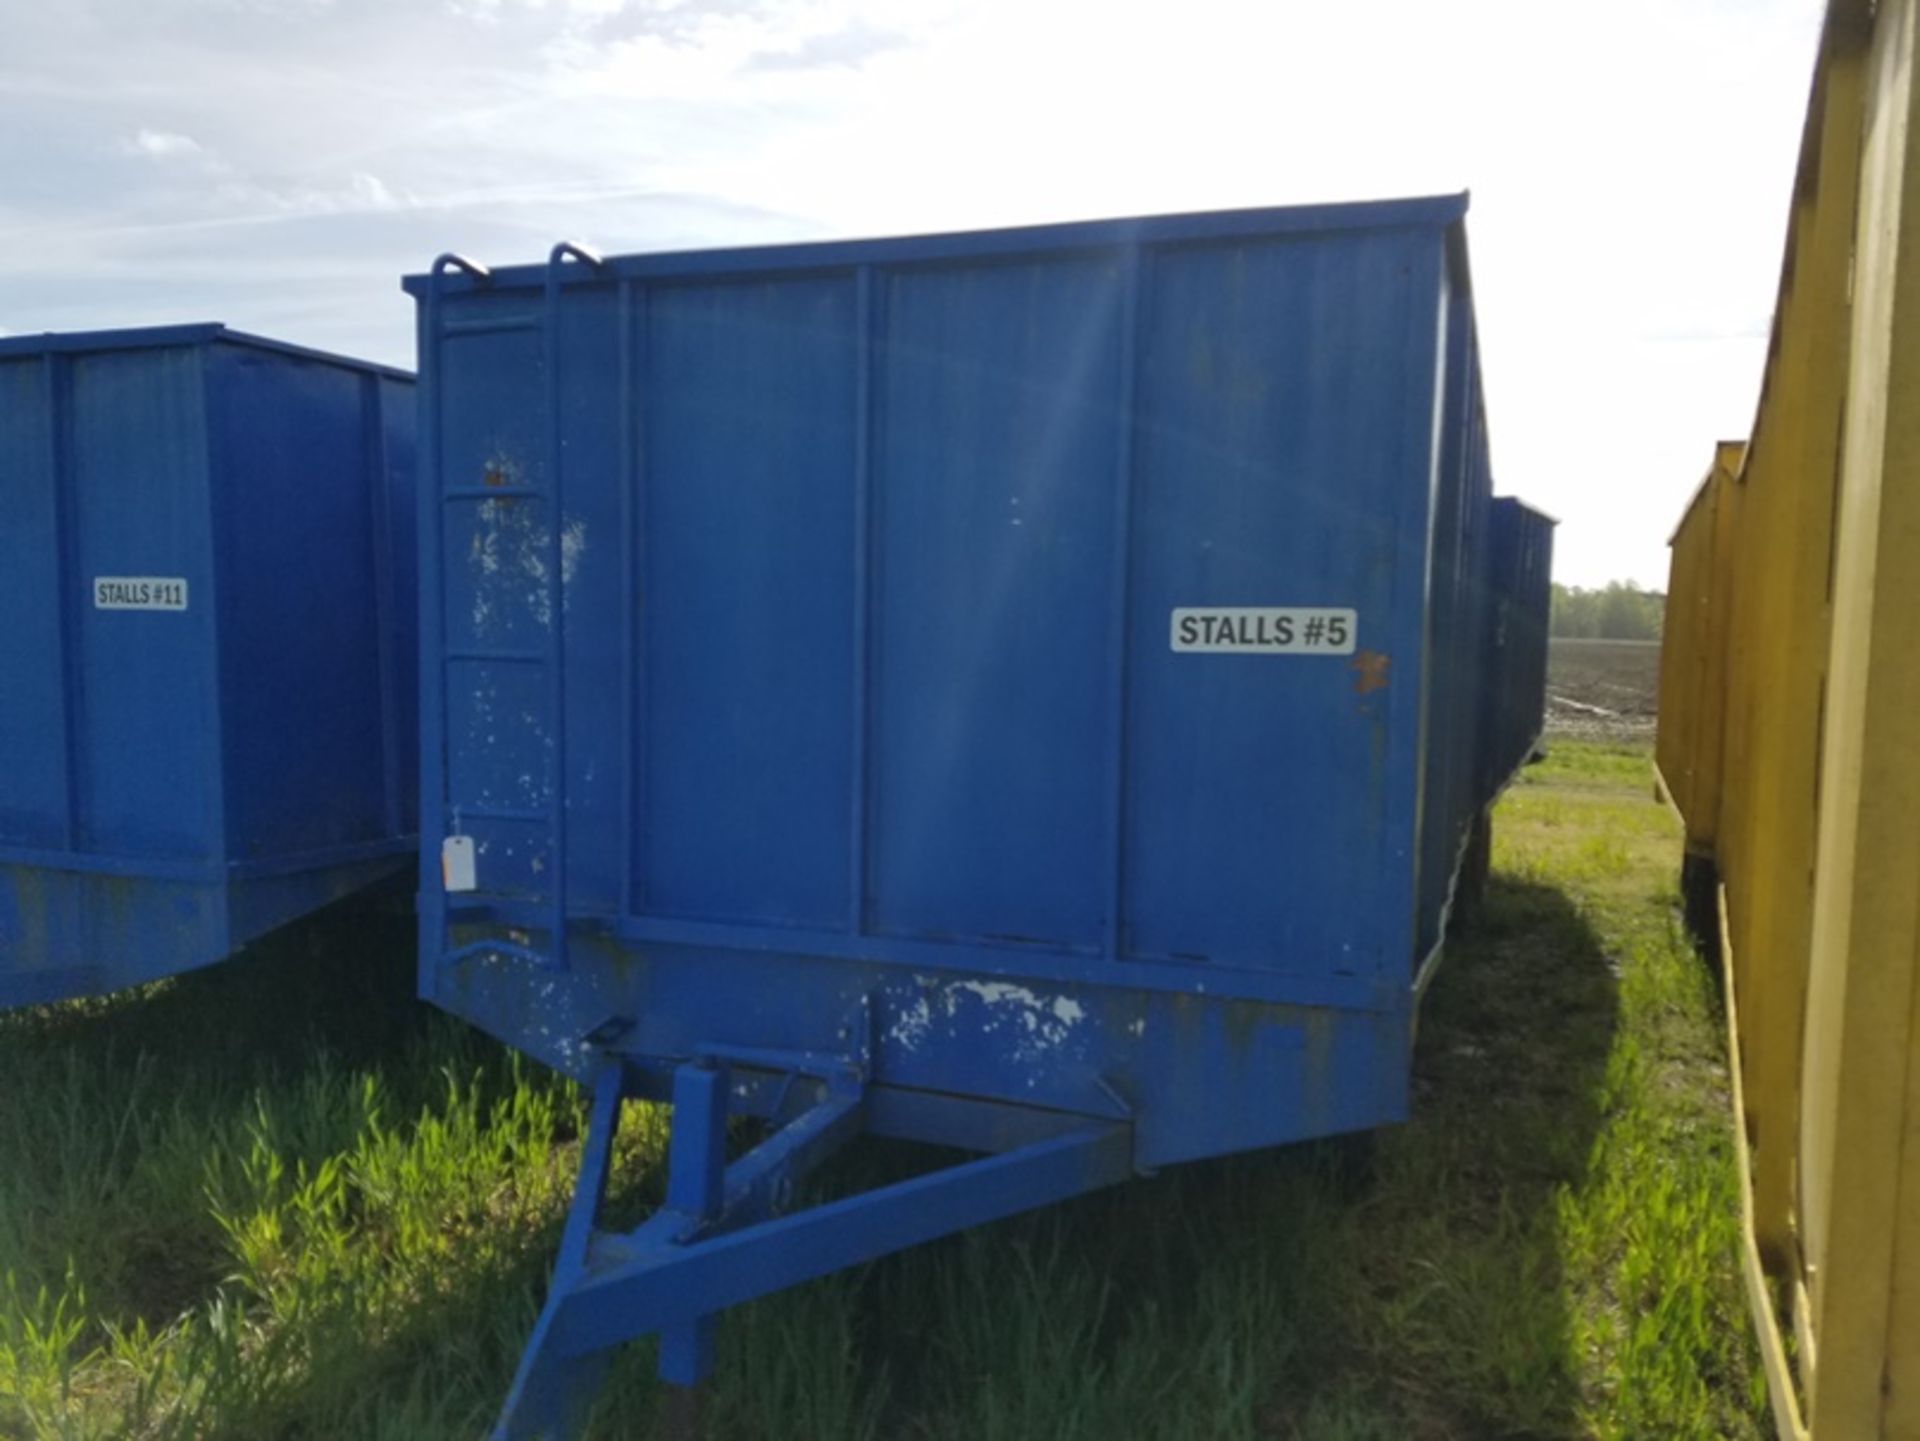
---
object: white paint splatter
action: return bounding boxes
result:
[887,991,933,1051]
[886,978,1090,1064]
[952,980,1045,1009]
[467,495,589,631]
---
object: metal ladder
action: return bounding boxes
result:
[426,243,606,975]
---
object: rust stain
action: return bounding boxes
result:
[481,451,525,491]
[1350,650,1391,695]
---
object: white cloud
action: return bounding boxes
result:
[348,172,399,209]
[8,0,1827,585]
[123,128,204,158]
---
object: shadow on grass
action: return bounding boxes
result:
[1372,872,1624,1435]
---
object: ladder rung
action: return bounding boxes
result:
[446,648,547,665]
[444,895,556,921]
[440,315,540,336]
[444,486,550,502]
[454,805,550,823]
[431,253,574,982]
[445,936,560,971]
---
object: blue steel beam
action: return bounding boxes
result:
[705,1086,864,1237]
[596,1085,866,1268]
[493,1058,624,1440]
[492,1066,1132,1440]
[446,895,1404,1013]
[496,1059,870,1439]
[550,1118,1133,1361]
[658,1063,726,1385]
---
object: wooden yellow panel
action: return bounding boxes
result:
[1887,941,1920,1438]
[1653,2,1920,1433]
[1800,0,1920,1432]
[1656,441,1747,853]
[1721,889,1813,1441]
[1695,446,1743,847]
[1656,463,1717,830]
[1734,10,1863,1264]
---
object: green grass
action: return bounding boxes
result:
[0,741,1766,1439]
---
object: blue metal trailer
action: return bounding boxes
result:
[0,325,417,1008]
[404,193,1553,1436]
[1484,498,1556,789]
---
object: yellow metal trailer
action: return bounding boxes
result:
[1656,1,1920,1435]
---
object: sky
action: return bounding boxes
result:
[0,0,1824,588]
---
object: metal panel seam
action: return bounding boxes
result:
[44,352,83,851]
[418,270,453,1001]
[1381,240,1449,979]
[1101,244,1144,960]
[364,371,404,839]
[196,346,230,881]
[619,276,642,922]
[849,264,874,934]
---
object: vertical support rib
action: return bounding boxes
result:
[418,285,443,999]
[422,251,491,994]
[421,260,466,997]
[1101,245,1145,959]
[539,242,607,967]
[43,352,82,851]
[619,276,642,921]
[848,264,876,934]
[541,255,573,970]
[362,371,403,840]
[191,346,230,876]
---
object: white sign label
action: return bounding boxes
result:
[442,835,477,893]
[1171,607,1357,654]
[94,576,188,611]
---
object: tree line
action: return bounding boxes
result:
[1549,581,1665,641]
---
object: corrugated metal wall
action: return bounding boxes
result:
[1483,498,1553,797]
[1655,0,1920,1434]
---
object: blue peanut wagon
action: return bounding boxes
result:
[0,325,416,1008]
[405,193,1553,1436]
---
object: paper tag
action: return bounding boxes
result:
[441,835,477,893]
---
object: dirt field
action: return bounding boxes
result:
[1546,638,1660,742]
